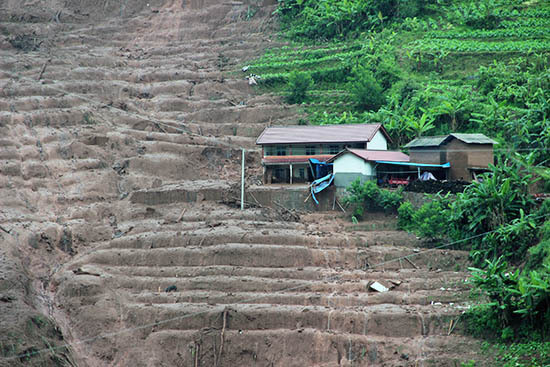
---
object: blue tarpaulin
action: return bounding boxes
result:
[375,161,451,168]
[310,173,334,204]
[309,158,333,180]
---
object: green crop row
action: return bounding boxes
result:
[498,8,550,18]
[259,64,351,85]
[248,49,364,73]
[261,42,363,60]
[426,27,549,40]
[411,39,550,53]
[499,18,550,28]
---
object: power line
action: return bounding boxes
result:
[2,211,548,362]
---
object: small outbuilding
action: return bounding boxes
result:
[327,149,410,188]
[404,133,497,181]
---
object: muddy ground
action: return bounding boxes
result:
[0,1,487,366]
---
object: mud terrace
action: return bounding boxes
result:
[0,1,485,366]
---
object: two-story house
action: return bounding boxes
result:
[256,124,391,184]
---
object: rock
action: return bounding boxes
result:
[165,285,177,292]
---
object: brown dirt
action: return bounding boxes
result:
[0,1,488,366]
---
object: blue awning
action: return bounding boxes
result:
[375,161,451,168]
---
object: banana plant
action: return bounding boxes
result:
[404,108,435,137]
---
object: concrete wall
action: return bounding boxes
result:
[334,172,372,188]
[247,185,337,211]
[367,130,388,150]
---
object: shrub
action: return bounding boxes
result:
[343,179,403,219]
[349,66,386,112]
[467,257,550,340]
[397,201,414,230]
[409,200,449,241]
[448,160,537,265]
[374,59,402,91]
[285,71,313,104]
[526,220,550,270]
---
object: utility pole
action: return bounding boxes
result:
[241,149,245,210]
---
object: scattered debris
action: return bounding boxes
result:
[0,295,15,303]
[405,180,470,194]
[112,160,129,175]
[0,225,11,234]
[165,285,177,292]
[389,280,402,287]
[37,58,51,80]
[245,74,260,85]
[242,65,249,72]
[369,281,389,293]
[404,257,419,269]
[73,268,100,276]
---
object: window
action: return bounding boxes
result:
[305,145,317,155]
[292,146,306,156]
[328,145,340,154]
[276,146,287,156]
[299,168,305,179]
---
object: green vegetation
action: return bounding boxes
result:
[398,196,449,241]
[246,2,550,362]
[246,0,550,163]
[285,70,313,104]
[343,179,402,219]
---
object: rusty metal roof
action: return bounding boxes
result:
[327,149,409,163]
[404,133,496,148]
[256,124,387,145]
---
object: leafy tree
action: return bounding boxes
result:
[286,70,313,104]
[349,66,386,112]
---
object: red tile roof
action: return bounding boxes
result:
[256,124,389,145]
[327,149,409,163]
[263,155,333,165]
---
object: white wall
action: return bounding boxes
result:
[333,153,376,176]
[333,153,377,187]
[367,130,388,150]
[334,153,367,175]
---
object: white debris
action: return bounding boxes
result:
[242,66,250,72]
[369,281,389,293]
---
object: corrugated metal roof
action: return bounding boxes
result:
[404,133,496,148]
[404,135,448,148]
[328,149,409,163]
[256,124,385,145]
[349,149,409,162]
[450,133,497,144]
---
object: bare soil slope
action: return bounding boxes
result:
[1,1,484,366]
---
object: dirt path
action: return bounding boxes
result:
[0,1,485,366]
